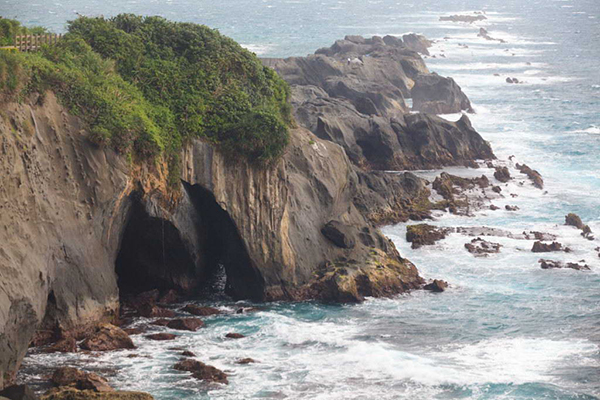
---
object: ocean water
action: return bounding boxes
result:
[5,0,600,399]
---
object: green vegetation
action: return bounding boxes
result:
[0,15,292,183]
[0,18,49,46]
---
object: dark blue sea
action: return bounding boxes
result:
[4,0,600,398]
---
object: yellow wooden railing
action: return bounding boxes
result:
[0,34,63,53]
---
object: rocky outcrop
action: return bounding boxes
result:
[494,166,511,183]
[464,238,501,256]
[565,213,593,239]
[423,280,448,292]
[406,224,449,249]
[80,325,135,352]
[516,164,543,189]
[532,241,567,253]
[263,35,491,171]
[411,73,473,114]
[41,388,154,400]
[0,92,427,386]
[51,367,112,392]
[166,318,203,331]
[180,305,220,316]
[539,259,590,271]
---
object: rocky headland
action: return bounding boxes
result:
[1,15,500,398]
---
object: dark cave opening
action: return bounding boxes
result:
[114,183,264,302]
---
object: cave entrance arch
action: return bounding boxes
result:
[115,182,265,302]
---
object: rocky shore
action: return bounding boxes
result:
[1,27,494,397]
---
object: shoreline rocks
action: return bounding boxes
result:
[464,238,501,256]
[406,224,450,249]
[539,259,590,271]
[80,325,135,352]
[440,14,487,23]
[173,359,228,384]
[423,280,448,292]
[516,163,544,189]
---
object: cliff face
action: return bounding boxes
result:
[0,92,424,387]
[262,35,489,171]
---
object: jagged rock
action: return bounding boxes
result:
[41,388,154,400]
[236,358,256,365]
[494,166,511,183]
[402,33,432,55]
[144,333,177,341]
[492,186,502,193]
[181,350,196,357]
[42,337,77,354]
[464,238,501,256]
[565,213,594,239]
[225,333,245,339]
[180,305,221,317]
[490,205,500,210]
[51,367,113,392]
[235,307,262,314]
[423,280,448,292]
[173,359,228,384]
[516,164,543,189]
[411,73,473,114]
[0,385,38,400]
[440,14,487,23]
[80,325,135,352]
[406,224,449,249]
[478,28,506,43]
[539,259,590,271]
[505,205,519,211]
[532,241,564,253]
[166,319,204,332]
[321,221,356,249]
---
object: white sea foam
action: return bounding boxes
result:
[241,43,275,55]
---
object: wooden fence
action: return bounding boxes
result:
[14,34,63,52]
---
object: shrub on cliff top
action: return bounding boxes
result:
[0,15,291,178]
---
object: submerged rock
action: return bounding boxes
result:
[505,205,519,211]
[80,325,135,352]
[440,14,487,23]
[236,358,256,365]
[539,259,590,271]
[406,224,449,249]
[423,280,448,292]
[181,350,196,357]
[180,305,221,317]
[173,359,228,384]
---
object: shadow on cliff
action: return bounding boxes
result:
[115,181,264,302]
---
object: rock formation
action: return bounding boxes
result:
[263,35,490,171]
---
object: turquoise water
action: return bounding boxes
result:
[6,0,600,398]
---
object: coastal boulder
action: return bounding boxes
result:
[423,280,448,292]
[180,305,221,317]
[406,224,449,249]
[494,167,511,183]
[516,164,543,189]
[80,325,135,352]
[173,359,228,384]
[539,259,590,271]
[464,238,501,256]
[402,33,432,55]
[41,388,154,400]
[145,333,177,341]
[51,367,113,392]
[532,241,564,253]
[166,319,204,332]
[0,385,38,400]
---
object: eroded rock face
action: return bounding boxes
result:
[531,241,565,253]
[263,36,492,171]
[402,33,432,55]
[1,93,428,386]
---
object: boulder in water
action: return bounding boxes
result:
[494,166,511,183]
[167,318,204,332]
[532,241,564,253]
[80,325,135,352]
[181,305,221,316]
[423,280,448,292]
[51,367,113,392]
[173,359,228,384]
[406,224,449,249]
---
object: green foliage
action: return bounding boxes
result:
[0,18,49,46]
[0,15,292,183]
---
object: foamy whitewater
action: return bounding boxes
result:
[6,0,600,398]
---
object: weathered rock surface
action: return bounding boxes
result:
[565,213,593,239]
[411,73,473,114]
[173,359,228,384]
[494,166,511,183]
[80,325,135,352]
[144,333,177,341]
[225,333,245,339]
[402,33,432,55]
